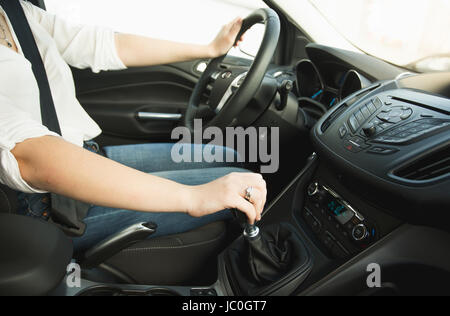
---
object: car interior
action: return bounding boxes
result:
[0,0,449,296]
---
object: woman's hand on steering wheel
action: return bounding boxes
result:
[187,172,267,224]
[208,17,244,58]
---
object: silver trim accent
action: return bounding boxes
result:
[322,185,365,221]
[215,72,248,114]
[195,61,208,73]
[211,71,220,81]
[352,224,368,241]
[307,182,319,196]
[395,72,415,81]
[349,140,362,147]
[243,225,260,239]
[137,112,182,121]
[273,71,284,78]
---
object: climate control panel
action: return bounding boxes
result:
[302,181,378,258]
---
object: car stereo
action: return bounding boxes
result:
[302,181,378,258]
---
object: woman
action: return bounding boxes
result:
[0,1,266,253]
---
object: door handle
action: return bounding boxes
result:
[137,112,182,121]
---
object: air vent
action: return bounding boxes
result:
[394,145,450,181]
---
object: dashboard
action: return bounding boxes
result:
[275,44,450,263]
[295,59,371,109]
[311,70,450,230]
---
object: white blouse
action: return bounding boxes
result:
[0,1,126,193]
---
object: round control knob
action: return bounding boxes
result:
[352,224,368,241]
[307,182,319,196]
[362,123,377,137]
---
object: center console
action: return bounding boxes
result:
[302,181,378,258]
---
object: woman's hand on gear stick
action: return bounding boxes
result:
[187,172,267,225]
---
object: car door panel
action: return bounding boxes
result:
[71,61,206,145]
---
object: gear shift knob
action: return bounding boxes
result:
[232,209,260,240]
[243,224,260,240]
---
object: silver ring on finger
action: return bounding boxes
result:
[245,186,253,202]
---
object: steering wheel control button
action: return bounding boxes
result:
[352,224,368,241]
[221,71,232,79]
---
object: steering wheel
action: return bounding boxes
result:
[184,8,280,131]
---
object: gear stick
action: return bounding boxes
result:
[232,208,260,240]
[227,211,312,295]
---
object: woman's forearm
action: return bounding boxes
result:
[114,17,243,67]
[11,136,266,223]
[115,34,215,67]
[12,136,195,214]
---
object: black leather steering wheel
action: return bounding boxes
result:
[184,8,280,131]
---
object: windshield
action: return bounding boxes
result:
[275,0,450,72]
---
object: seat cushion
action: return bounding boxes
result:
[0,184,17,214]
[104,221,229,286]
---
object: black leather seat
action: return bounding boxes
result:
[0,183,231,286]
[0,184,18,214]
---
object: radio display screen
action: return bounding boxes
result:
[323,193,353,225]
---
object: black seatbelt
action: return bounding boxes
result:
[0,0,61,134]
[1,1,90,237]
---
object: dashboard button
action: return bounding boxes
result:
[418,118,439,125]
[400,108,413,120]
[368,147,386,153]
[379,122,394,130]
[367,102,377,114]
[382,137,404,144]
[311,220,321,234]
[331,242,348,258]
[418,124,432,130]
[368,147,398,155]
[395,125,410,133]
[344,136,369,152]
[377,112,390,122]
[384,130,400,137]
[408,127,422,134]
[348,116,360,132]
[350,136,369,147]
[373,98,383,109]
[397,132,412,138]
[352,224,368,241]
[339,125,348,138]
[362,124,377,137]
[361,106,372,120]
[355,111,366,124]
[322,233,334,249]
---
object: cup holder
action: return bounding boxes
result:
[79,286,181,296]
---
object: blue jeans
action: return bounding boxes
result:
[16,142,246,254]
